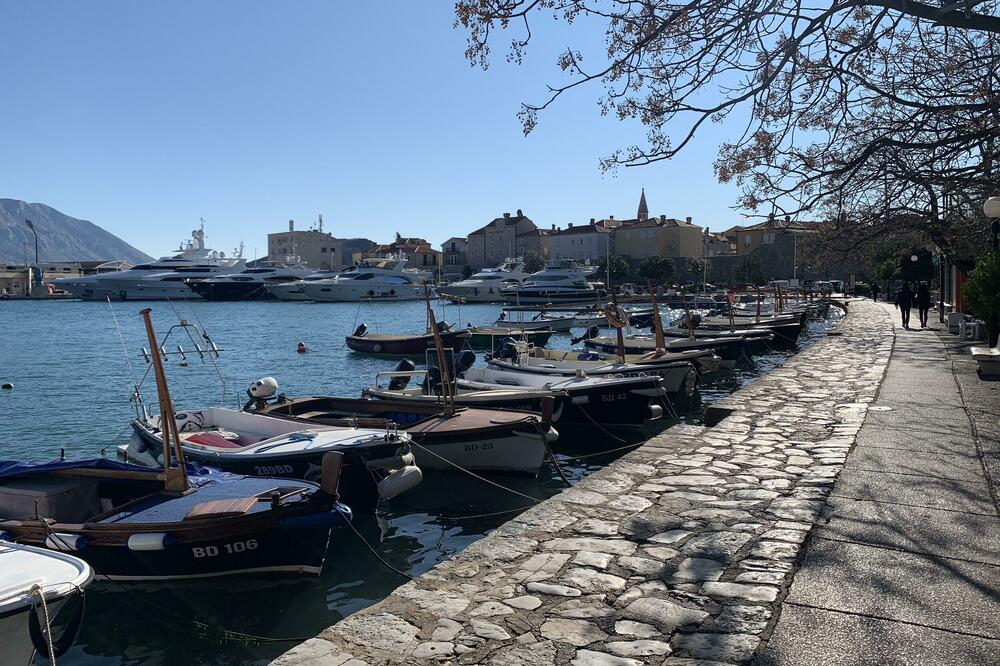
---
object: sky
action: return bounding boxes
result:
[0,1,751,258]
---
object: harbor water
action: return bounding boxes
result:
[0,298,839,664]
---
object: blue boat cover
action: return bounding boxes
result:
[0,458,240,488]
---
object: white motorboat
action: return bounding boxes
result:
[268,270,342,301]
[120,401,422,505]
[188,262,312,301]
[500,259,605,304]
[438,258,530,302]
[52,225,245,301]
[0,540,93,665]
[301,254,431,302]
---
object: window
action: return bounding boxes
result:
[762,232,775,244]
[321,247,327,253]
[744,235,752,247]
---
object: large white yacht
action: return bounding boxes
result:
[267,269,342,301]
[301,254,431,302]
[438,258,529,302]
[52,226,245,301]
[500,259,605,304]
[187,261,312,301]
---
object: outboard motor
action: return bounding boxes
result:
[571,325,601,345]
[243,376,279,412]
[353,323,368,338]
[690,313,702,327]
[498,337,518,361]
[436,320,451,332]
[388,359,416,391]
[455,350,477,376]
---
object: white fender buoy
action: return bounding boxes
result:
[365,451,416,471]
[45,533,86,551]
[128,533,172,551]
[377,465,423,500]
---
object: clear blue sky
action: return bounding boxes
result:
[1,1,749,258]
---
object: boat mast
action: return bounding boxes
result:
[647,280,666,354]
[424,288,456,416]
[139,308,190,493]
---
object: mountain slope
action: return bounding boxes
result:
[0,199,151,264]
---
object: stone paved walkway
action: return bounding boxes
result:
[273,300,892,665]
[757,303,1000,666]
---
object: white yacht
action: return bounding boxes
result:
[439,258,529,302]
[188,261,312,301]
[267,269,342,301]
[52,225,245,301]
[301,254,431,302]
[500,259,605,304]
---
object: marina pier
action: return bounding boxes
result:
[273,299,1000,665]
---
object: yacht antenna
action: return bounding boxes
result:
[139,308,190,493]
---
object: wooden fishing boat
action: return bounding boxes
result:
[536,347,723,375]
[494,312,577,331]
[0,540,93,664]
[345,322,470,355]
[0,309,351,581]
[486,340,697,396]
[252,392,557,474]
[465,326,554,351]
[584,334,748,366]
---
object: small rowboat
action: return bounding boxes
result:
[465,326,554,351]
[345,323,470,355]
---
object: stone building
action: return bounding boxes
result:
[267,217,345,270]
[441,237,468,277]
[548,219,617,263]
[614,215,704,261]
[364,234,442,270]
[466,210,549,269]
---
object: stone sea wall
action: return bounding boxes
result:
[274,300,892,666]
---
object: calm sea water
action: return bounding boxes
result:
[0,298,839,665]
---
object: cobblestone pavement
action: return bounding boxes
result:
[273,300,892,665]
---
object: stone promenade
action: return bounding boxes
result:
[758,303,1000,665]
[273,300,896,665]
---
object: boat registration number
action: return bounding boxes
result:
[192,539,259,558]
[601,393,629,402]
[254,464,295,475]
[464,442,495,452]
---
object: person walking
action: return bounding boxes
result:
[916,282,932,328]
[895,282,914,329]
[871,282,880,302]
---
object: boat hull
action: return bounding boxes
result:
[466,328,554,352]
[0,597,70,665]
[487,359,696,396]
[500,289,605,305]
[345,330,470,356]
[128,424,402,506]
[188,281,275,301]
[64,282,204,301]
[586,336,746,366]
[304,283,427,302]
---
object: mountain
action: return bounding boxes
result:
[343,238,376,257]
[0,199,151,264]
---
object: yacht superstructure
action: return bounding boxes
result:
[301,254,431,302]
[500,259,604,304]
[52,225,245,301]
[439,258,529,302]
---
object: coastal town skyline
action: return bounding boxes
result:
[1,1,753,259]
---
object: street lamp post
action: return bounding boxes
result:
[24,219,40,293]
[983,197,1000,343]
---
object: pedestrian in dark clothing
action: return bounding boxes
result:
[916,283,932,328]
[871,282,880,302]
[895,283,914,329]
